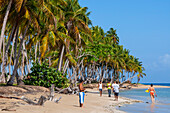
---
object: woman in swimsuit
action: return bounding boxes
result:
[148,84,157,103]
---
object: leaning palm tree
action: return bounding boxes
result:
[0,0,13,54]
[58,0,91,72]
[7,0,45,85]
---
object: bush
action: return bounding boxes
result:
[23,61,69,88]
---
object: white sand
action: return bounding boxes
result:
[1,83,169,113]
[0,88,142,113]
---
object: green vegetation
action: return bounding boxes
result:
[23,61,69,88]
[0,0,146,87]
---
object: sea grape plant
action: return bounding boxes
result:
[23,61,69,88]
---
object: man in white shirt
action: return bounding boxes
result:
[112,81,119,101]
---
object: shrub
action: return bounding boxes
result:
[23,61,69,88]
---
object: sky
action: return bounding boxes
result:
[79,0,170,83]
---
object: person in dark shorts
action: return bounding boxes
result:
[98,81,103,97]
[112,81,119,101]
[107,81,112,97]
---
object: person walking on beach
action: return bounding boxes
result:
[79,79,85,107]
[98,81,103,97]
[107,81,112,97]
[148,84,157,103]
[112,81,120,101]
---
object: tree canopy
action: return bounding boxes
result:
[0,0,146,86]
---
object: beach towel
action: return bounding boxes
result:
[79,92,85,104]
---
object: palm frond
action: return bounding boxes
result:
[15,0,25,12]
[40,34,48,58]
[66,53,77,66]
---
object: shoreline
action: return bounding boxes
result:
[130,84,170,89]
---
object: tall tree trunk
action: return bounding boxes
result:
[121,69,124,83]
[35,42,38,61]
[0,35,6,83]
[58,39,66,72]
[21,49,25,77]
[116,70,119,83]
[1,24,17,82]
[0,0,13,54]
[100,63,104,82]
[111,67,115,84]
[38,42,41,64]
[63,59,69,74]
[23,40,30,73]
[8,31,16,81]
[7,24,29,85]
[48,47,51,67]
[105,62,108,80]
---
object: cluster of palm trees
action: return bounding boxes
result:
[0,0,146,86]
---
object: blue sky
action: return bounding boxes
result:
[79,0,170,83]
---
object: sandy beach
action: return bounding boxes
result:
[0,87,141,113]
[0,84,169,113]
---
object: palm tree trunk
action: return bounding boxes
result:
[100,63,104,82]
[35,42,38,61]
[21,49,25,77]
[9,32,16,80]
[48,47,51,66]
[58,39,66,72]
[63,59,69,74]
[1,35,6,83]
[23,40,30,73]
[1,23,17,82]
[7,24,29,85]
[0,0,13,54]
[105,62,108,80]
[38,42,41,64]
[111,67,115,83]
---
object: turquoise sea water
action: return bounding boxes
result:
[117,84,170,113]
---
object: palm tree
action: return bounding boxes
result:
[0,0,13,54]
[58,0,91,72]
[106,28,119,45]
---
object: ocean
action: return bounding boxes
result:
[117,83,170,113]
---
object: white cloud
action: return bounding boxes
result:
[159,54,170,66]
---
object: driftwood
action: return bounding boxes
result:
[37,96,47,105]
[55,87,62,92]
[2,108,16,111]
[0,95,46,105]
[49,84,55,101]
[20,96,37,105]
[54,96,62,103]
[55,86,79,94]
[0,95,20,99]
[20,96,46,105]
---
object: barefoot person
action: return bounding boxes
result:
[98,81,103,97]
[149,84,157,103]
[79,79,85,107]
[112,81,119,101]
[107,81,112,97]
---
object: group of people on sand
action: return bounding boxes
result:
[98,81,120,101]
[98,81,157,103]
[78,79,157,108]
